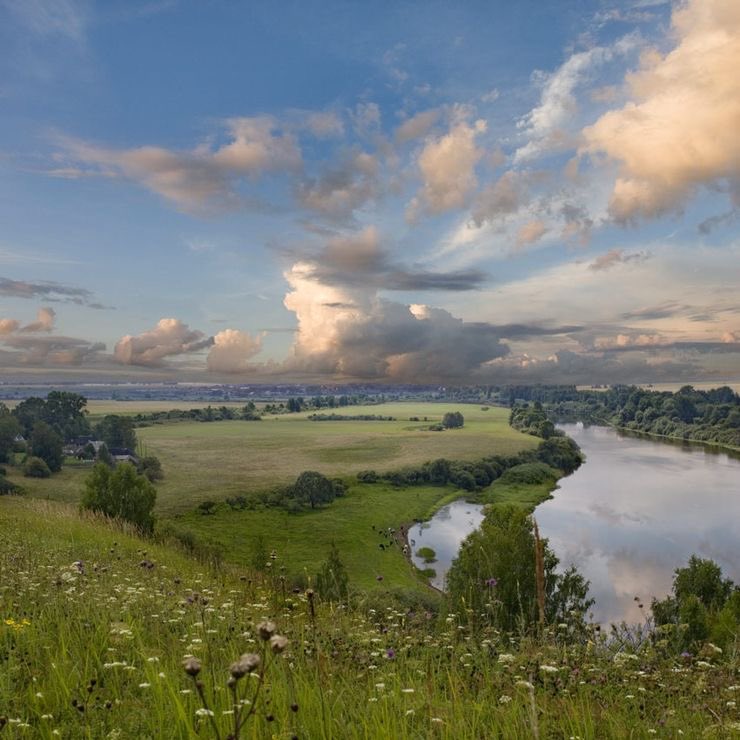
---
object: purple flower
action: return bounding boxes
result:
[485,577,498,588]
[386,648,396,659]
[680,651,692,659]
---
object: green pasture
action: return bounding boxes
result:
[6,402,540,591]
[172,481,456,592]
[134,403,534,514]
[10,403,535,516]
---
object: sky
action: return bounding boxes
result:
[1,0,739,385]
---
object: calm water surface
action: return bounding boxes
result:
[410,424,740,624]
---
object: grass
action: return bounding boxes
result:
[1,495,738,739]
[172,482,456,592]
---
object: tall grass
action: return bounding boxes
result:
[1,497,738,738]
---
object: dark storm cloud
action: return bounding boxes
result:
[0,277,111,308]
[288,226,488,292]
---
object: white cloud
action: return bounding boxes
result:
[514,35,638,163]
[4,0,88,41]
[20,306,56,333]
[297,152,379,220]
[395,109,440,144]
[581,0,740,222]
[516,220,547,248]
[114,318,212,367]
[0,319,20,336]
[302,110,344,138]
[206,329,263,373]
[408,118,487,219]
[55,116,301,213]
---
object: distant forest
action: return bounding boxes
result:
[508,384,740,449]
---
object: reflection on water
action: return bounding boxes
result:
[537,424,740,624]
[408,501,485,589]
[408,423,740,624]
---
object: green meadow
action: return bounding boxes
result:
[7,402,540,592]
[9,403,534,515]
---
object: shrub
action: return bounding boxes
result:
[23,456,51,478]
[442,411,464,429]
[293,470,335,509]
[81,463,156,533]
[139,455,164,482]
[197,500,218,515]
[357,470,378,483]
[498,462,558,486]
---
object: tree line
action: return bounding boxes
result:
[508,384,740,449]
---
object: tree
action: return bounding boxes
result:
[446,505,592,633]
[652,555,738,653]
[673,555,733,611]
[11,393,90,440]
[95,415,137,450]
[315,543,349,602]
[0,410,20,463]
[442,411,464,429]
[81,463,156,532]
[44,391,90,438]
[293,470,335,509]
[29,421,63,473]
[12,397,47,438]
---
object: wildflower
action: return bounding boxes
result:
[540,665,559,674]
[498,695,512,704]
[516,681,534,690]
[431,717,444,724]
[401,688,415,694]
[385,648,396,659]
[195,708,214,717]
[498,653,515,664]
[138,683,151,689]
[485,577,498,587]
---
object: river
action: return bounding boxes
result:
[409,423,740,624]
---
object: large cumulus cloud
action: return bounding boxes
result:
[581,0,740,222]
[281,259,577,382]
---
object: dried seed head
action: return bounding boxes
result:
[270,635,289,654]
[229,661,248,679]
[237,653,261,674]
[257,621,276,641]
[182,657,202,677]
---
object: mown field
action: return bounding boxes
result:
[1,496,738,739]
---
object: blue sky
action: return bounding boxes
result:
[1,0,738,384]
